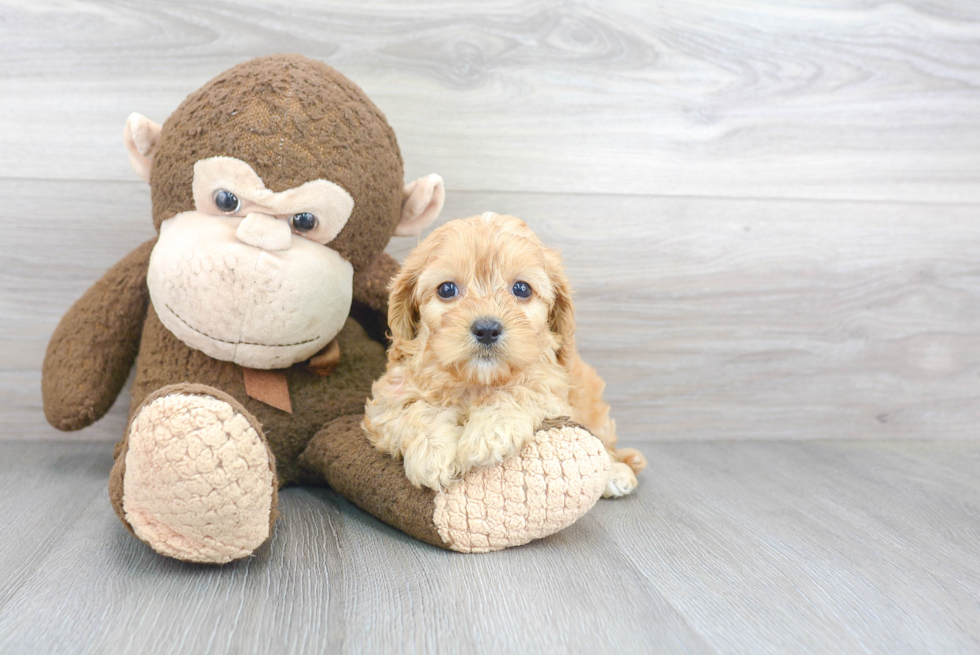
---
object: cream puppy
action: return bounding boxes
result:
[363,213,645,496]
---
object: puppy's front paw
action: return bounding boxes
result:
[403,432,461,491]
[616,447,648,473]
[603,462,638,498]
[456,412,535,474]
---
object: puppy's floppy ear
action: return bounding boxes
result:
[545,249,576,364]
[387,249,426,346]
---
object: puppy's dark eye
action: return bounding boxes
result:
[437,282,458,299]
[290,212,318,232]
[512,281,532,298]
[213,189,240,213]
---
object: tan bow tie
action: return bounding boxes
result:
[241,338,342,413]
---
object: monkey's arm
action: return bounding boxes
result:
[42,238,156,431]
[299,415,610,553]
[350,251,400,344]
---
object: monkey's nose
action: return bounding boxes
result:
[471,319,503,346]
[236,213,292,251]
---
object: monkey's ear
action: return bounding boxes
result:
[123,113,162,183]
[395,174,445,236]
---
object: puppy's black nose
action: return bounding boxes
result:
[471,319,503,345]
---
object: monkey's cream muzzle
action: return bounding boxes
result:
[149,212,353,369]
[147,157,355,370]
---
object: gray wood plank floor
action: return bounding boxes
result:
[0,440,976,655]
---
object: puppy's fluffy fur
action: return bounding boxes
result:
[363,213,645,496]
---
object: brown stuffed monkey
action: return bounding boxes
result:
[42,55,608,563]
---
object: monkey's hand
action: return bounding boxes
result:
[301,415,611,553]
[42,238,155,431]
[350,251,400,344]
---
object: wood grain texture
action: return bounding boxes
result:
[0,443,110,611]
[595,439,980,654]
[6,180,979,443]
[0,1,979,201]
[4,3,980,653]
[0,440,976,654]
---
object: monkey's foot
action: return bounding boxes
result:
[111,384,277,564]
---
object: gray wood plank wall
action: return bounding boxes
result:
[2,0,979,446]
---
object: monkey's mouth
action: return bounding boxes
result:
[165,304,320,348]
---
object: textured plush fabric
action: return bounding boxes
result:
[124,113,161,182]
[42,238,156,431]
[147,211,354,369]
[299,416,609,551]
[149,54,405,272]
[191,156,355,245]
[122,388,277,564]
[352,251,400,317]
[45,55,608,561]
[350,251,402,344]
[433,420,610,553]
[299,414,445,548]
[109,383,280,550]
[396,174,446,236]
[129,310,387,486]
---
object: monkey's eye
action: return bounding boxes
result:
[213,189,240,213]
[512,281,532,298]
[437,282,458,299]
[290,212,318,232]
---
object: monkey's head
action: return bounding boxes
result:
[123,55,444,369]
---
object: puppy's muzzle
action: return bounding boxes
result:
[471,318,503,346]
